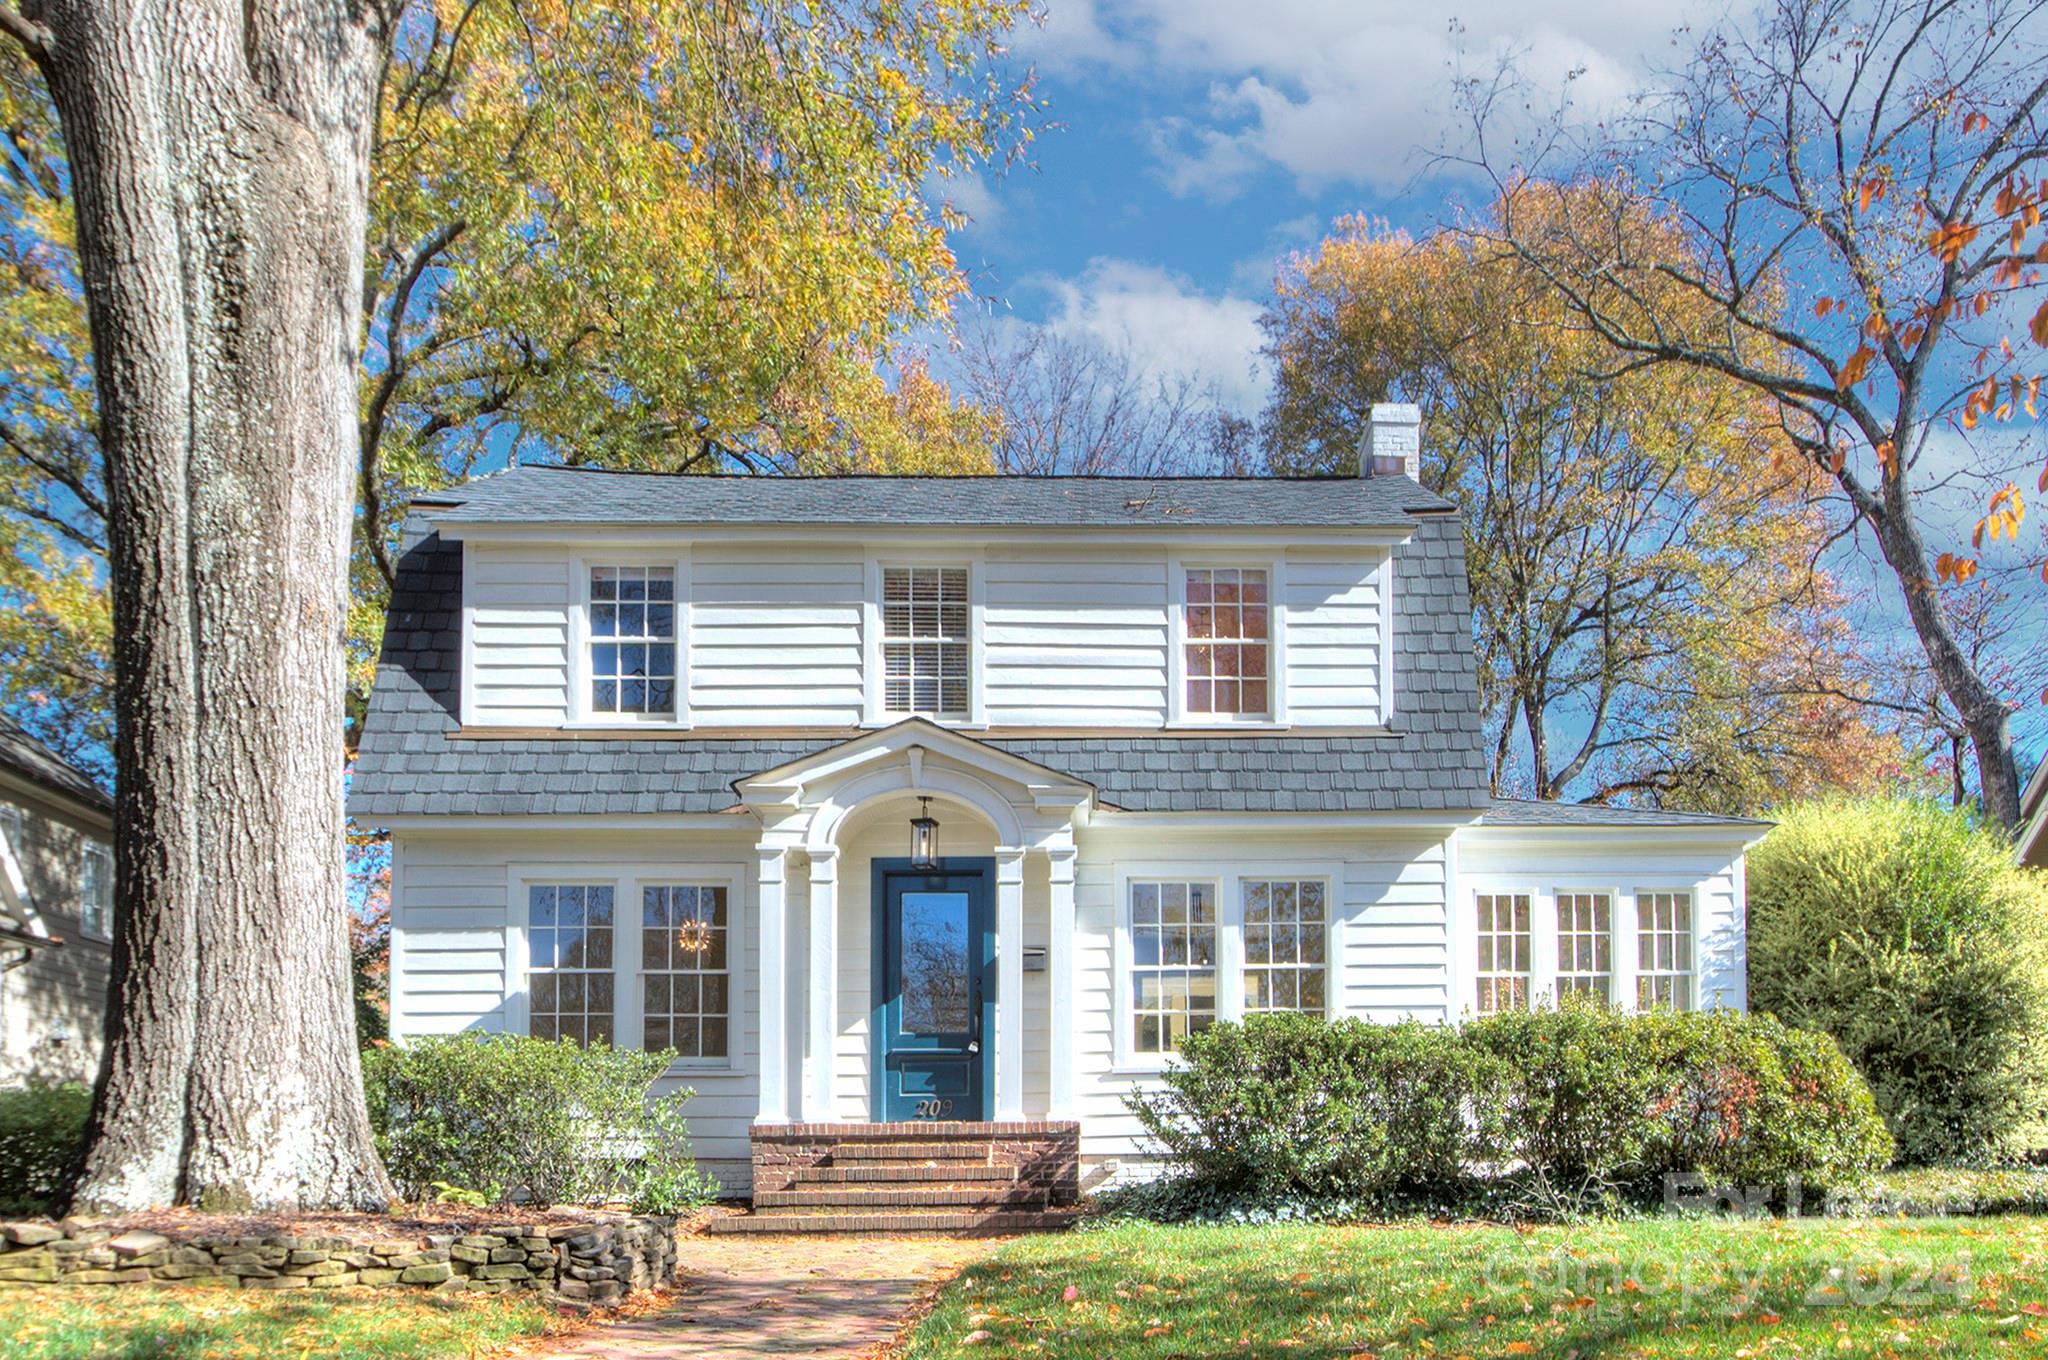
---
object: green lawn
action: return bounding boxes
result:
[904,1217,2048,1358]
[0,1285,556,1359]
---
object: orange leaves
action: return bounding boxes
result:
[2032,298,2048,348]
[1935,552,1980,583]
[1814,296,1840,319]
[1857,175,1888,212]
[1927,221,1980,263]
[1836,345,1877,390]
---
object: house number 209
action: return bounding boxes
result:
[914,1099,955,1119]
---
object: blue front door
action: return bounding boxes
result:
[873,859,994,1122]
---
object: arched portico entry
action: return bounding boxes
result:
[735,720,1088,1127]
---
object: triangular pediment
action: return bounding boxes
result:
[734,718,1093,813]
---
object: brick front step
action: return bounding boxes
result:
[797,1164,1022,1184]
[707,1208,1080,1236]
[826,1141,1001,1163]
[755,1185,1050,1210]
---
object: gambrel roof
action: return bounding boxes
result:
[349,487,1495,818]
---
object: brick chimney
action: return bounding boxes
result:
[1361,402,1421,480]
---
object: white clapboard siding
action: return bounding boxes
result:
[390,832,764,1176]
[465,548,571,725]
[690,549,865,726]
[1283,551,1384,726]
[1063,830,1452,1160]
[984,552,1170,726]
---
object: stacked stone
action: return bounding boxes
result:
[551,1217,677,1311]
[0,1215,678,1302]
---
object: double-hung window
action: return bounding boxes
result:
[881,566,970,719]
[1242,878,1328,1015]
[527,883,616,1045]
[80,842,112,940]
[1554,892,1613,999]
[641,884,730,1061]
[1183,567,1271,718]
[588,566,677,718]
[1474,892,1531,1014]
[1635,891,1694,1010]
[1129,880,1217,1056]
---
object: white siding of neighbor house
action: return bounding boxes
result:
[460,541,1390,730]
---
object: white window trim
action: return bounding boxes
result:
[79,840,112,943]
[1165,553,1289,729]
[565,553,693,729]
[1111,859,1343,1073]
[1378,548,1395,724]
[861,552,986,728]
[504,862,746,1074]
[1457,880,1712,1017]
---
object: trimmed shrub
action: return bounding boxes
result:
[1124,1008,1890,1219]
[1126,1014,1497,1205]
[363,1035,719,1211]
[1748,798,2048,1165]
[0,1081,90,1215]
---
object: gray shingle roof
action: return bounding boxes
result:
[350,503,1492,818]
[0,714,110,814]
[422,466,1453,528]
[1480,798,1769,829]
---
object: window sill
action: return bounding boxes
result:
[560,718,693,732]
[1163,719,1287,731]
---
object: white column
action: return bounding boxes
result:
[803,848,840,1122]
[995,846,1026,1122]
[1046,847,1077,1120]
[754,847,790,1125]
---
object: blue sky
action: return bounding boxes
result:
[931,0,2047,773]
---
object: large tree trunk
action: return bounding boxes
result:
[10,0,394,1210]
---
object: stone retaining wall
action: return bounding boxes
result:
[0,1214,676,1307]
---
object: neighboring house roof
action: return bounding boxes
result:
[1479,798,1770,830]
[419,465,1457,528]
[2020,756,2048,870]
[0,713,111,816]
[349,503,1494,819]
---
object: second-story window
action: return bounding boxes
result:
[882,566,969,718]
[1185,567,1270,718]
[589,566,676,718]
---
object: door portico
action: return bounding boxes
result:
[735,720,1091,1127]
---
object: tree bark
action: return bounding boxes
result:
[9,0,395,1210]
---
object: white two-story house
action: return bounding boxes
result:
[350,405,1764,1228]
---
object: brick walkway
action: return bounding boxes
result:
[532,1234,996,1359]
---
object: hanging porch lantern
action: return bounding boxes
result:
[909,796,940,870]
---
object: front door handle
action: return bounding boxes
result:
[966,1040,980,1054]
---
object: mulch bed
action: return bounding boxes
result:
[41,1204,642,1244]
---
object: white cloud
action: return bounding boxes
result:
[1033,257,1268,409]
[1030,0,1714,196]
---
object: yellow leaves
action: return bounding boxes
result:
[1972,483,2026,549]
[1927,220,1980,263]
